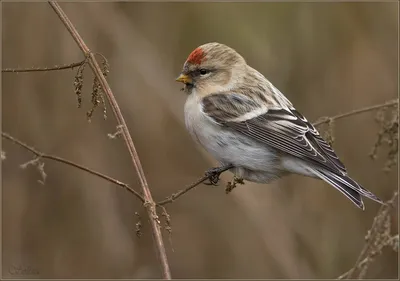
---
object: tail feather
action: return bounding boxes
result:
[311,169,383,210]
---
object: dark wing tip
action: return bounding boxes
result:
[312,169,371,210]
[363,192,384,205]
[358,199,366,210]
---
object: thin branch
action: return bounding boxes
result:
[338,191,398,279]
[157,176,209,206]
[157,165,233,206]
[314,99,398,126]
[337,256,370,280]
[2,132,144,202]
[2,60,86,73]
[48,2,171,279]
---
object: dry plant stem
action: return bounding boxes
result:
[2,132,144,202]
[2,60,86,73]
[157,164,234,205]
[157,176,209,206]
[314,99,398,126]
[338,191,399,279]
[48,2,171,279]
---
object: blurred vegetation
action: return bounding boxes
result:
[2,2,398,279]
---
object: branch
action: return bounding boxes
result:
[48,2,171,278]
[314,99,398,126]
[157,176,210,206]
[2,132,144,202]
[2,60,86,73]
[157,165,233,206]
[338,191,398,279]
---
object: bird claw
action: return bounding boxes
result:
[204,165,233,186]
[205,177,220,186]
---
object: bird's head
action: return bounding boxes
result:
[176,42,246,95]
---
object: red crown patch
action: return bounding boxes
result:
[186,47,205,65]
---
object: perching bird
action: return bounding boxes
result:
[176,42,382,209]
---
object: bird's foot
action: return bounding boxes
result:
[204,164,234,186]
[225,176,245,194]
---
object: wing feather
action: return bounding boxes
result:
[201,93,347,175]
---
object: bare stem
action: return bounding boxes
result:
[48,1,171,278]
[314,99,398,126]
[158,165,233,206]
[2,60,86,73]
[338,191,398,279]
[2,132,144,202]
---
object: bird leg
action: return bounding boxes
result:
[204,164,234,186]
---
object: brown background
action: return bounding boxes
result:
[2,2,398,279]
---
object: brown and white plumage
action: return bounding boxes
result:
[177,42,382,209]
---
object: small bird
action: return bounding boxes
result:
[176,42,382,209]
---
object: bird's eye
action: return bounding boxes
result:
[199,69,209,75]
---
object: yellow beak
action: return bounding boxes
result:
[176,73,192,84]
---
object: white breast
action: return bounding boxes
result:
[184,93,217,146]
[184,92,280,178]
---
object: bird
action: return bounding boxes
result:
[176,42,382,210]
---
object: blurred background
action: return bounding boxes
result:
[2,2,398,279]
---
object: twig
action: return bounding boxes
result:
[338,191,398,279]
[314,99,398,126]
[2,132,144,202]
[157,165,233,206]
[48,2,171,279]
[337,256,370,280]
[157,175,213,206]
[2,60,86,73]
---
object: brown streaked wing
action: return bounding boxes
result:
[201,93,347,175]
[201,92,261,122]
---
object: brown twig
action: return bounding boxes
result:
[2,132,144,202]
[338,191,398,279]
[157,175,213,206]
[2,60,86,73]
[157,176,208,206]
[157,165,233,206]
[47,2,171,278]
[314,99,399,126]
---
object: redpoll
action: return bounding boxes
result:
[176,42,382,209]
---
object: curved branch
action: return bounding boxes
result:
[2,132,144,202]
[48,2,171,279]
[314,99,398,126]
